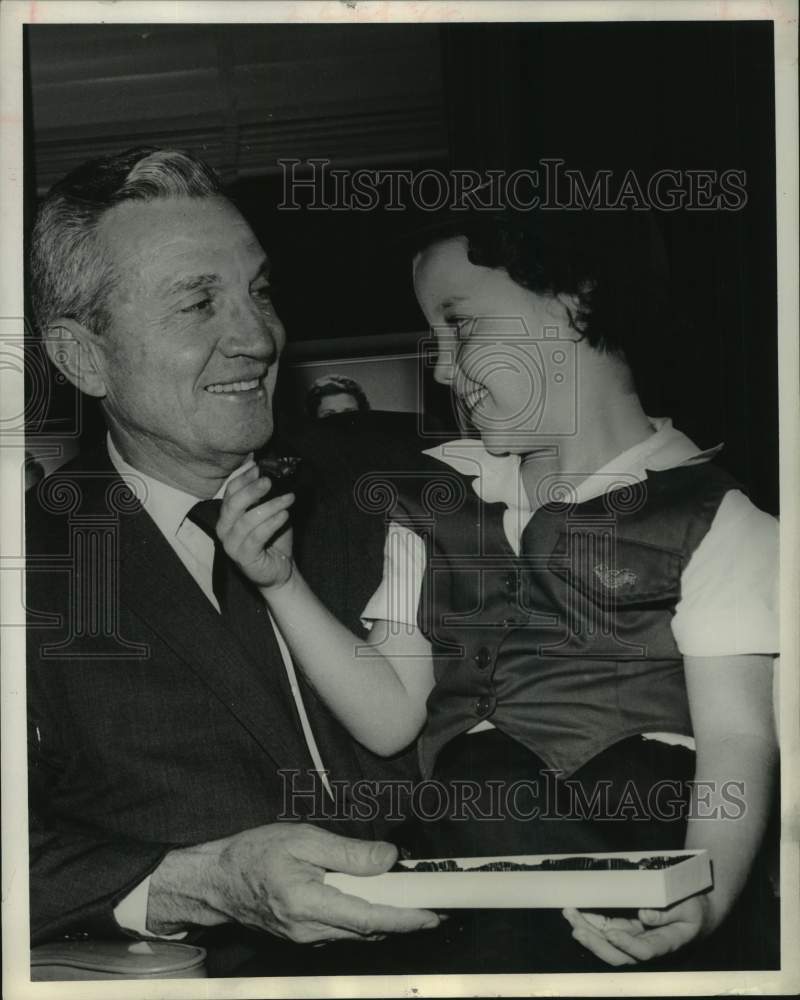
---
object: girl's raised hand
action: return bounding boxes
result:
[218,464,295,590]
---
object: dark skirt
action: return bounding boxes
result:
[398,728,695,859]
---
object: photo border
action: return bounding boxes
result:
[2,2,797,997]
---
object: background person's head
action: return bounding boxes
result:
[306,374,371,420]
[31,148,286,493]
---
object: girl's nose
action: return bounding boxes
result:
[433,327,458,385]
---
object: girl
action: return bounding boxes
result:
[219,213,778,967]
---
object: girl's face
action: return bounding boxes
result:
[413,237,581,454]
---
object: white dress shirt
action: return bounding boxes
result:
[106,436,330,936]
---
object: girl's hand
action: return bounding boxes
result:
[218,464,295,590]
[563,894,713,966]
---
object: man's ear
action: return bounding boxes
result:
[43,319,108,398]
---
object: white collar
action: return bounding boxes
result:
[423,417,723,516]
[106,433,252,540]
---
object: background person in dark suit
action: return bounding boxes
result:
[25,147,441,975]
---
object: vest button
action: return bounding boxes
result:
[475,695,493,717]
[504,572,517,595]
[473,646,492,670]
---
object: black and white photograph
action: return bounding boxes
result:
[1,1,798,996]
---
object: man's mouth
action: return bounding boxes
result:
[204,376,264,395]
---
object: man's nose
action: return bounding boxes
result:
[223,300,283,361]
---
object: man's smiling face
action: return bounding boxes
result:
[92,195,285,481]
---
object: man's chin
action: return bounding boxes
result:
[216,425,274,461]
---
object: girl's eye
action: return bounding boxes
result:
[446,316,472,339]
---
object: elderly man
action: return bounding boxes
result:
[25,147,440,976]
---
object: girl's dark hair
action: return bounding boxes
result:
[409,209,674,399]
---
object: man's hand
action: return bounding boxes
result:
[147,823,442,943]
[217,465,295,590]
[562,894,712,966]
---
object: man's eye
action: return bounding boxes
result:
[181,297,213,314]
[252,284,272,302]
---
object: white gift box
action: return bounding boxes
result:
[324,849,712,909]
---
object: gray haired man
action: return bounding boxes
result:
[26,148,439,975]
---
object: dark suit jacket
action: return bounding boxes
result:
[26,413,427,963]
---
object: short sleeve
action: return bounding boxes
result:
[672,490,779,657]
[360,521,427,629]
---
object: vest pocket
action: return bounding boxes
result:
[547,532,683,608]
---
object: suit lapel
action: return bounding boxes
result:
[91,456,314,773]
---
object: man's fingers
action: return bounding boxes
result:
[290,827,398,876]
[300,880,440,936]
[289,920,385,945]
[262,829,440,939]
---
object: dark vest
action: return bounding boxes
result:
[387,457,739,779]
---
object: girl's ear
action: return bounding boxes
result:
[554,290,592,337]
[43,318,108,398]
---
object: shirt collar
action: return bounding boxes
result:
[106,433,253,540]
[423,418,723,513]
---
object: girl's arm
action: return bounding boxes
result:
[566,652,778,965]
[682,652,778,924]
[217,465,435,756]
[263,572,435,755]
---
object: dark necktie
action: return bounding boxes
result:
[187,499,301,725]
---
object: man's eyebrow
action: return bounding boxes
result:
[162,273,220,297]
[160,257,270,297]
